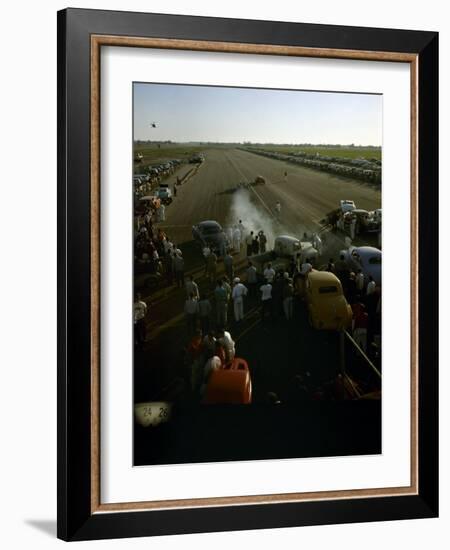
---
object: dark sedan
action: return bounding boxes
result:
[192,220,228,255]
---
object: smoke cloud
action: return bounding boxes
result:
[226,189,277,248]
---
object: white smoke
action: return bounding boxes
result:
[226,188,314,249]
[226,189,277,248]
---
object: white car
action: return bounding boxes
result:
[340,199,356,213]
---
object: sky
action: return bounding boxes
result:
[133,82,382,146]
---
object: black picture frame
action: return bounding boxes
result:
[57,8,438,541]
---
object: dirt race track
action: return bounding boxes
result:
[159,147,381,248]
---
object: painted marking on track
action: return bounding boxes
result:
[147,312,185,340]
[224,152,275,219]
[236,316,262,342]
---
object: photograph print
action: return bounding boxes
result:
[132,83,382,466]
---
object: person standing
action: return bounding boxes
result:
[173,252,185,288]
[185,275,200,300]
[366,275,376,296]
[233,225,241,253]
[313,232,323,256]
[202,355,222,388]
[327,258,336,273]
[350,216,357,240]
[219,236,227,258]
[355,268,365,297]
[222,276,232,301]
[258,230,267,253]
[353,304,369,352]
[232,277,248,322]
[300,258,313,275]
[202,244,211,276]
[260,279,273,322]
[282,273,294,320]
[246,231,254,257]
[157,202,166,222]
[202,331,216,358]
[214,279,228,328]
[134,293,148,348]
[216,328,236,363]
[346,272,357,304]
[335,254,349,288]
[283,170,288,182]
[275,201,281,221]
[263,262,276,284]
[198,294,212,335]
[184,292,199,336]
[246,261,258,300]
[272,271,285,318]
[252,233,259,255]
[223,252,234,281]
[206,251,217,283]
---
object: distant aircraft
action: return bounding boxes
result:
[149,122,158,128]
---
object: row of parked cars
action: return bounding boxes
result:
[133,158,183,196]
[242,147,382,185]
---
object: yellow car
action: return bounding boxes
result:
[299,271,352,330]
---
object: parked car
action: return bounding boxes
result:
[340,246,382,286]
[134,173,150,183]
[295,270,352,330]
[251,235,318,277]
[155,183,173,204]
[189,153,205,164]
[340,199,356,213]
[192,220,228,254]
[353,209,381,233]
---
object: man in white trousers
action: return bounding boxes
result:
[232,277,248,322]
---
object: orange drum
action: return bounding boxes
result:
[203,358,252,404]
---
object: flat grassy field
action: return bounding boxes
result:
[248,145,382,161]
[134,143,206,165]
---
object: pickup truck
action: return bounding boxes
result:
[250,235,318,276]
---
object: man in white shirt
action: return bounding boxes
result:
[216,329,235,363]
[232,277,248,322]
[366,275,376,296]
[233,226,241,252]
[260,280,273,321]
[300,259,313,275]
[355,269,365,295]
[263,263,276,284]
[185,275,200,300]
[184,292,199,336]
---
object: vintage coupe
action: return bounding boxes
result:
[296,270,353,330]
[341,246,382,286]
[192,220,229,254]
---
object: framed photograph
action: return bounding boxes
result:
[57,8,438,541]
